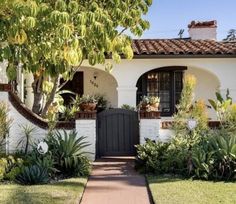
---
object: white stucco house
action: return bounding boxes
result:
[1,20,236,159]
[12,20,236,118]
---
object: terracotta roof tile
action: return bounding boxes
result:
[132,39,236,57]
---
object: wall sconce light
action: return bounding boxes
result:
[93,72,98,80]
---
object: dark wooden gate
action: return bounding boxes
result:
[97,109,139,157]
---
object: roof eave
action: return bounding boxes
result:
[133,54,236,59]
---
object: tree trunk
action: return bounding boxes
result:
[32,75,43,115]
[41,74,60,118]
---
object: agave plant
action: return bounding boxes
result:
[46,130,91,176]
[15,165,49,185]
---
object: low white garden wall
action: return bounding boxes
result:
[1,90,174,159]
[139,119,173,144]
[76,120,96,161]
[0,92,47,153]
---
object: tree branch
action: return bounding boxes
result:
[57,59,84,91]
[118,28,128,36]
[41,73,60,118]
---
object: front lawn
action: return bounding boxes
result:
[0,177,87,204]
[148,175,236,204]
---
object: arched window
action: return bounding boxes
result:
[136,66,187,116]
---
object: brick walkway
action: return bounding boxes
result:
[80,157,151,204]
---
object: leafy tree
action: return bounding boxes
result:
[0,0,152,117]
[224,29,236,41]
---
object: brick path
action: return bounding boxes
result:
[80,157,151,204]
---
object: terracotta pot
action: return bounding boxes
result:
[140,103,149,111]
[151,103,159,108]
[79,103,97,111]
[149,103,160,111]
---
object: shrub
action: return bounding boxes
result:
[209,131,236,180]
[136,130,236,181]
[135,139,170,174]
[17,125,37,154]
[94,94,109,111]
[0,158,7,180]
[46,130,91,177]
[173,74,208,136]
[209,90,236,131]
[4,166,21,181]
[121,104,135,111]
[26,150,58,178]
[15,165,49,185]
[0,155,24,181]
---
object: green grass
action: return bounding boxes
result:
[147,175,236,204]
[0,177,87,204]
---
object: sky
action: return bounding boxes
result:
[139,0,236,40]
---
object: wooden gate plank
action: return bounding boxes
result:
[97,109,139,157]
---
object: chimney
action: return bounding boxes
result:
[188,20,217,40]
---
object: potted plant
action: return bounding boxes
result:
[79,95,97,111]
[149,96,160,110]
[139,96,160,111]
[94,94,108,112]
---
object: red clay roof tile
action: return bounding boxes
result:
[132,39,236,56]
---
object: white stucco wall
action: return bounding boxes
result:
[80,67,118,108]
[103,58,236,119]
[0,92,96,156]
[24,67,118,109]
[140,119,161,144]
[0,92,47,153]
[15,57,236,116]
[76,119,96,161]
[140,119,173,143]
[186,67,220,119]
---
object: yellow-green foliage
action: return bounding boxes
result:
[173,74,208,135]
[191,100,209,131]
[0,155,23,181]
[176,74,197,112]
[0,102,12,150]
[0,158,7,180]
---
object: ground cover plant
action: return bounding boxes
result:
[0,128,91,186]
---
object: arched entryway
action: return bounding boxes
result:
[136,65,221,118]
[61,66,118,108]
[136,66,186,116]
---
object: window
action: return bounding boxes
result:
[136,67,186,116]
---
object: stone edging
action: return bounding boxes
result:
[144,175,155,204]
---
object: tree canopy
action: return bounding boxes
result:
[0,0,152,116]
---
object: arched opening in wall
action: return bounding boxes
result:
[136,66,187,116]
[186,66,220,120]
[60,66,118,109]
